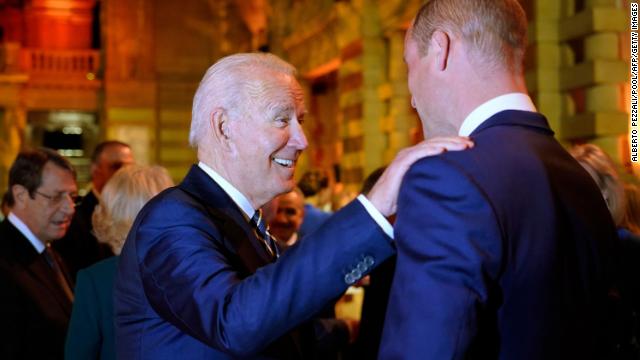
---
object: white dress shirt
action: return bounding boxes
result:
[197,162,394,239]
[458,93,537,136]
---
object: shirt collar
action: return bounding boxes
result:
[7,212,45,254]
[198,162,255,219]
[458,93,537,136]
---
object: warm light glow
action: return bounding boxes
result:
[86,72,95,80]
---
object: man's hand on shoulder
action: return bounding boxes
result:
[366,136,473,217]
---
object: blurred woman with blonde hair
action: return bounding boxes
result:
[571,144,640,357]
[569,144,625,226]
[65,165,173,360]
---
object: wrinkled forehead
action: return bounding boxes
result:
[243,72,306,116]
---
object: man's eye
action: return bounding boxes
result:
[275,117,289,125]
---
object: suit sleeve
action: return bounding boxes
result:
[65,269,101,360]
[137,199,394,356]
[379,157,503,359]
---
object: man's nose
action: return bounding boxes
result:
[289,120,308,150]
[60,195,76,214]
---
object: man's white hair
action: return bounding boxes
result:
[189,53,297,149]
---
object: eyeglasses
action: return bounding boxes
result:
[35,191,81,207]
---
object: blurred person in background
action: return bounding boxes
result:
[0,148,77,359]
[64,165,173,360]
[267,187,306,250]
[55,140,135,279]
[571,143,640,358]
[297,169,332,237]
[267,186,356,359]
[621,183,640,237]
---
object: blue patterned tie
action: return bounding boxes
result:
[250,210,280,259]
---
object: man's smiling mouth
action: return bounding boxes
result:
[272,157,295,168]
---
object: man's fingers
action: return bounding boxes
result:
[422,137,474,150]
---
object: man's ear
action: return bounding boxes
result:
[11,184,28,209]
[431,30,451,71]
[210,108,232,147]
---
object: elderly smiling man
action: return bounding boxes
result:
[115,52,472,359]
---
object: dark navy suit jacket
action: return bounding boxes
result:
[380,111,616,359]
[0,219,74,359]
[115,165,393,359]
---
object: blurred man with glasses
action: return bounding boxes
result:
[0,147,77,359]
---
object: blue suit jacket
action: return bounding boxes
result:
[299,204,331,238]
[115,165,392,359]
[380,111,616,359]
[65,256,117,360]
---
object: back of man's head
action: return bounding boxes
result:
[189,53,298,150]
[8,148,76,205]
[412,0,527,73]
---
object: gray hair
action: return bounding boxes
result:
[189,53,298,149]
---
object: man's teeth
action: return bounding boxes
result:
[272,157,294,167]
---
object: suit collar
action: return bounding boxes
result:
[0,220,73,313]
[179,165,243,218]
[470,110,554,137]
[179,165,276,264]
[197,162,255,219]
[7,212,45,253]
[459,93,537,136]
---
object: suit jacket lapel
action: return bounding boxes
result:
[179,165,275,268]
[1,221,73,315]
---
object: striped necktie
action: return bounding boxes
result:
[250,209,280,259]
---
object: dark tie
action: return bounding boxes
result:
[43,243,75,302]
[250,210,280,259]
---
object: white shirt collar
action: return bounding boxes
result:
[198,162,255,219]
[7,212,45,253]
[458,93,537,136]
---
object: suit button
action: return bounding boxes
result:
[344,273,356,285]
[363,256,375,267]
[357,262,368,272]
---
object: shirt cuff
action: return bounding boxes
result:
[356,194,394,239]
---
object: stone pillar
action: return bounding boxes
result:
[383,29,415,164]
[556,0,627,158]
[338,40,365,192]
[361,0,387,183]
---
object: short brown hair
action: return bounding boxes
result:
[411,0,528,73]
[7,147,76,206]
